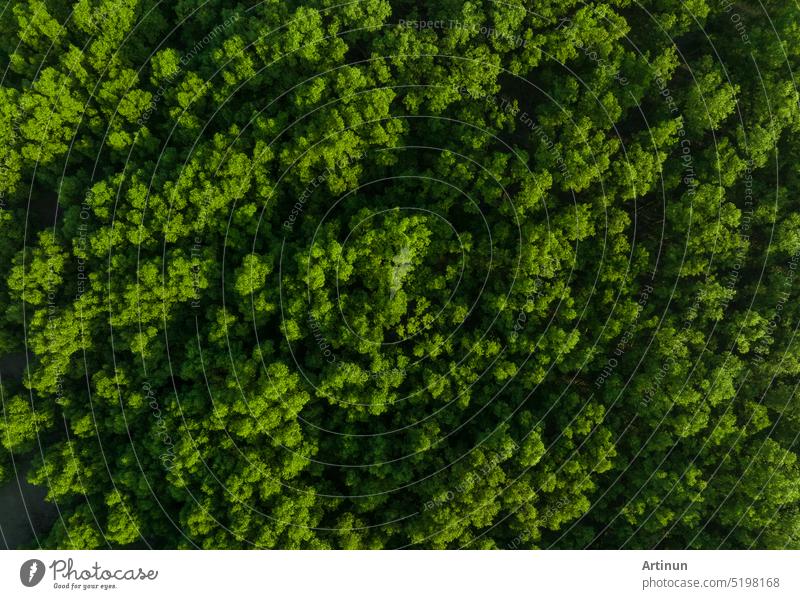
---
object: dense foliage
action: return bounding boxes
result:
[1,0,800,549]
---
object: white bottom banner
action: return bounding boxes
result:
[1,550,797,598]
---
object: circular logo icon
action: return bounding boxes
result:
[20,559,46,587]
